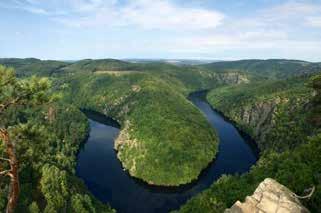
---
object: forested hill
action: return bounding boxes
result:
[61,59,136,73]
[201,59,321,79]
[0,58,251,91]
[1,58,321,213]
[0,58,249,212]
[0,58,69,77]
[177,68,321,212]
[2,57,321,79]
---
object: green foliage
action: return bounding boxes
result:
[62,59,135,73]
[43,203,57,213]
[177,133,321,212]
[201,59,321,79]
[207,75,314,151]
[120,80,218,185]
[44,58,248,186]
[208,75,311,108]
[178,73,321,212]
[0,65,52,118]
[0,66,113,212]
[0,58,68,77]
[40,164,69,210]
[0,65,54,212]
[60,73,219,185]
[71,194,96,213]
[11,104,112,212]
[28,202,40,213]
[309,74,321,126]
[2,58,321,212]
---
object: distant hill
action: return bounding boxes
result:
[0,58,143,76]
[0,58,69,76]
[62,59,136,73]
[126,59,221,66]
[2,58,320,81]
[0,57,251,94]
[201,59,321,79]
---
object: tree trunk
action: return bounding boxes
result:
[0,129,20,213]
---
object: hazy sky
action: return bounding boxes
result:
[1,0,321,61]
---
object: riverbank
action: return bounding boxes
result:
[76,92,258,213]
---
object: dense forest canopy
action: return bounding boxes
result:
[0,58,320,212]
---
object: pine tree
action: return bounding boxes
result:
[0,65,52,213]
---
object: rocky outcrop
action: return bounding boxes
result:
[225,178,309,213]
[232,99,284,147]
[114,120,144,177]
[223,95,310,151]
[215,72,250,85]
[200,71,250,85]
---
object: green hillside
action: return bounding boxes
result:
[1,58,321,212]
[201,59,321,79]
[0,65,114,212]
[207,75,313,151]
[62,59,136,73]
[0,58,69,77]
[56,70,219,185]
[177,72,321,212]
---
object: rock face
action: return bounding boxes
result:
[238,100,279,144]
[232,98,287,150]
[221,96,310,151]
[199,71,250,85]
[215,72,250,85]
[225,178,309,213]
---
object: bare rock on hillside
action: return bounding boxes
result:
[225,178,309,213]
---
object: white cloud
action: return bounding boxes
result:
[2,0,321,60]
[1,0,224,30]
[119,0,224,30]
[147,1,321,60]
[259,1,321,27]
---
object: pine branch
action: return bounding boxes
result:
[0,157,11,162]
[0,97,21,114]
[0,170,10,176]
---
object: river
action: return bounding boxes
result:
[76,91,258,213]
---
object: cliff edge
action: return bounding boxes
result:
[225,178,309,213]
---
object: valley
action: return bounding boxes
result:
[1,58,321,212]
[76,91,257,213]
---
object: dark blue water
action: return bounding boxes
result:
[76,92,258,213]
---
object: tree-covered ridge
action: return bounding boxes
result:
[176,132,321,213]
[0,58,249,187]
[58,72,219,186]
[207,75,314,151]
[1,58,321,212]
[0,58,250,89]
[201,59,321,79]
[61,59,136,73]
[309,74,321,127]
[0,58,69,77]
[177,73,321,212]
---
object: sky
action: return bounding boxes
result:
[1,0,321,61]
